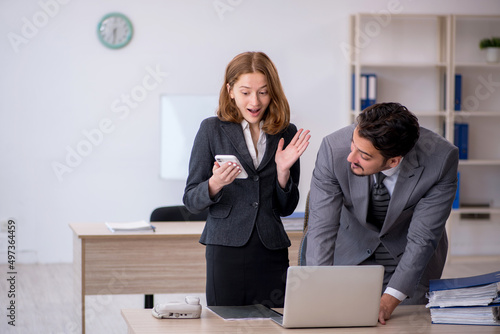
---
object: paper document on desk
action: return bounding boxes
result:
[427,271,500,308]
[427,282,500,307]
[429,303,500,326]
[427,270,500,326]
[105,221,155,233]
[208,305,280,321]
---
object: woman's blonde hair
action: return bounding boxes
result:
[217,52,290,135]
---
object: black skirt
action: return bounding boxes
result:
[205,227,289,308]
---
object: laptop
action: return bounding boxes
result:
[271,265,384,328]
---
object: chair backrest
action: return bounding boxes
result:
[298,191,310,266]
[150,205,208,222]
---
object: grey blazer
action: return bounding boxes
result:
[183,117,300,250]
[305,124,459,297]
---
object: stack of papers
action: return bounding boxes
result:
[105,221,155,233]
[426,271,500,326]
[430,304,500,326]
[427,282,500,307]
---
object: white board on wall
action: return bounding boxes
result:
[160,95,219,180]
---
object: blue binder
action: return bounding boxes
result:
[452,172,460,209]
[454,123,468,160]
[443,74,462,111]
[455,74,462,111]
[366,74,377,109]
[361,74,368,110]
[430,270,500,292]
[429,303,500,326]
[428,271,500,326]
[352,73,377,111]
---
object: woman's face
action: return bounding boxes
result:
[228,72,271,126]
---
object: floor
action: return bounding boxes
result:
[0,256,498,334]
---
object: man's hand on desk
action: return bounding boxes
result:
[378,293,401,325]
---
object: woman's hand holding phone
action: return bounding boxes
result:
[208,155,247,198]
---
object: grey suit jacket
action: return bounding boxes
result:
[183,117,300,250]
[305,124,459,297]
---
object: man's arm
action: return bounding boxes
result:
[390,145,458,294]
[381,143,459,323]
[305,137,344,266]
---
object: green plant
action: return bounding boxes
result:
[479,37,500,49]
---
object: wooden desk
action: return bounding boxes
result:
[121,305,499,334]
[70,222,303,334]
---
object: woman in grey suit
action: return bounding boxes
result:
[183,52,310,307]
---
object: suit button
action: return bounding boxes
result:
[253,176,259,181]
[367,249,372,255]
[252,202,259,208]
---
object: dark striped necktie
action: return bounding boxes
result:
[369,172,390,229]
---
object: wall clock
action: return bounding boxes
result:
[97,13,133,49]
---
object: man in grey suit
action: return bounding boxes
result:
[305,103,459,324]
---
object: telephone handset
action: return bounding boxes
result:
[151,296,202,319]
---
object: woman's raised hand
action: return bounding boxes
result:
[275,128,311,188]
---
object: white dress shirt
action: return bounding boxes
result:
[241,120,266,168]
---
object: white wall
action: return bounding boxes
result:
[1,0,499,263]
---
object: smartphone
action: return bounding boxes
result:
[215,155,248,179]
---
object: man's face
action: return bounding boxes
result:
[347,127,400,176]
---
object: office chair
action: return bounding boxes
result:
[150,205,209,222]
[144,205,209,308]
[298,191,310,266]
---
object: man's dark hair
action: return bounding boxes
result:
[356,102,420,160]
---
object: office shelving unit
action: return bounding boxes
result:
[349,14,500,254]
[451,15,500,215]
[349,14,450,133]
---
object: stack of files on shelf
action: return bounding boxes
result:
[426,270,500,326]
[352,73,377,110]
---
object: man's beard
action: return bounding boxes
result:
[349,163,366,177]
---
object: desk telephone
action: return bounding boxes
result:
[151,296,202,319]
